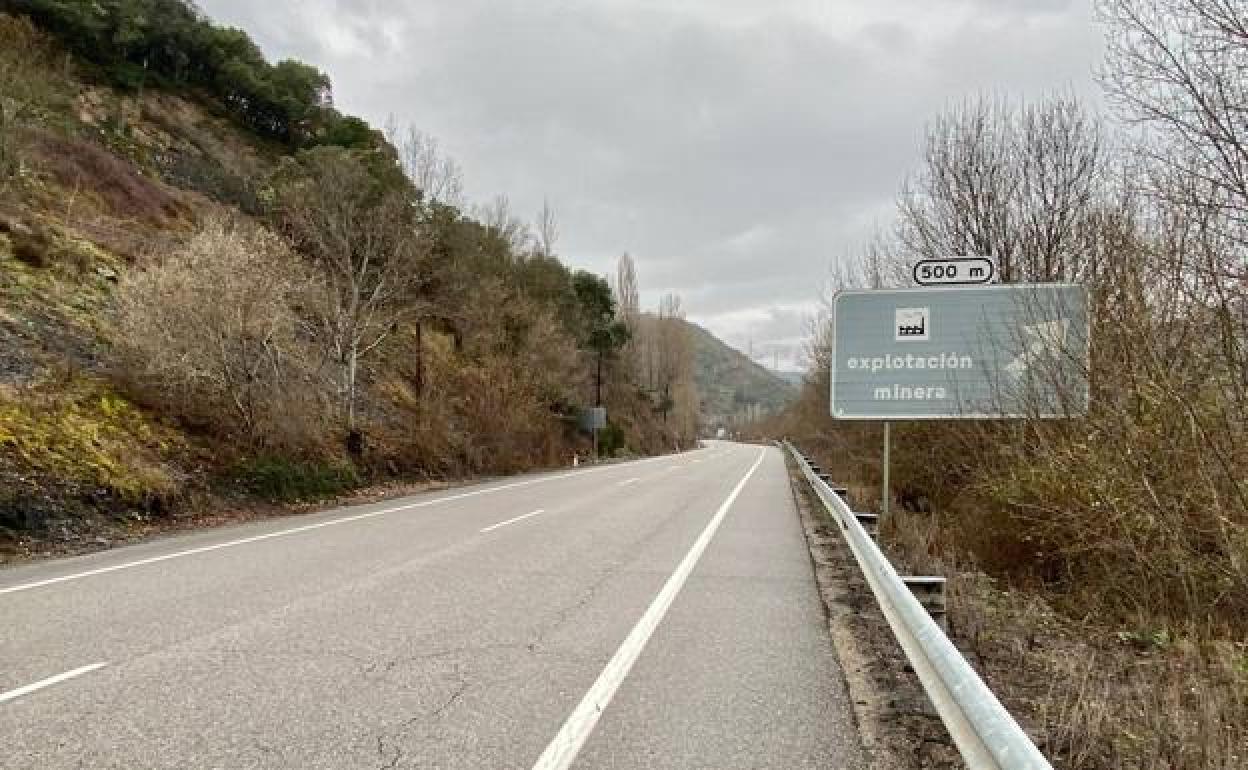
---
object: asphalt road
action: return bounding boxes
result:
[1,442,865,769]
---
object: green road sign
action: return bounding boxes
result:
[830,284,1088,419]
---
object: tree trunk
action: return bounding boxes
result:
[413,320,424,398]
[345,344,358,431]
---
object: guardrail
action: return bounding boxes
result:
[782,441,1053,770]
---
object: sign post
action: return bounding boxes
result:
[881,421,890,521]
[581,407,607,462]
[830,283,1089,518]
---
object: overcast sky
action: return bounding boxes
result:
[197,0,1104,370]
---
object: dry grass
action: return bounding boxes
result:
[869,503,1248,770]
[33,131,188,224]
[772,413,1248,770]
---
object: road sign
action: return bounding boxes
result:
[912,257,996,286]
[580,406,607,431]
[830,284,1088,419]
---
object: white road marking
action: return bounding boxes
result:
[531,448,768,770]
[1,663,108,704]
[479,509,546,533]
[0,455,677,597]
[616,478,641,487]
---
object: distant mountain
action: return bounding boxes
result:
[772,369,806,387]
[684,321,797,424]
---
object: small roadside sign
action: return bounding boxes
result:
[912,257,996,286]
[830,284,1088,419]
[580,406,607,431]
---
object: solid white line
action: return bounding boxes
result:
[479,509,546,533]
[0,455,678,597]
[1,663,108,704]
[530,448,768,770]
[616,478,641,487]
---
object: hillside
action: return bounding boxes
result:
[773,369,804,388]
[0,5,695,559]
[684,320,795,425]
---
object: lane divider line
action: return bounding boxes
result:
[616,478,641,487]
[0,454,681,597]
[480,509,547,534]
[530,447,768,770]
[1,663,108,705]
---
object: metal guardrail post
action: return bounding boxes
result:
[853,511,879,539]
[903,576,948,631]
[783,442,1052,770]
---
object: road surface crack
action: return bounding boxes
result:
[376,735,402,770]
[431,673,470,718]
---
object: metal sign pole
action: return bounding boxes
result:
[882,421,891,521]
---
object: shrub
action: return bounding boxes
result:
[34,132,185,223]
[597,421,626,457]
[9,223,54,267]
[0,14,59,190]
[112,215,330,450]
[230,455,359,502]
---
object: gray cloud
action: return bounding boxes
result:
[196,0,1101,370]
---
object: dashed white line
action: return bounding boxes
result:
[0,454,677,597]
[616,477,641,487]
[530,448,767,770]
[479,509,547,533]
[1,663,108,704]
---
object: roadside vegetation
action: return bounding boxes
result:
[760,1,1248,767]
[0,2,701,557]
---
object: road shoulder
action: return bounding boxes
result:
[782,453,958,770]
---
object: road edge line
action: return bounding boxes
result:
[530,447,768,770]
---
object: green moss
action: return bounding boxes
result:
[0,224,121,340]
[0,379,184,503]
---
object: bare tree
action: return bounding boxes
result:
[897,94,1106,283]
[386,120,465,207]
[615,252,642,378]
[1101,0,1248,250]
[1100,0,1248,387]
[826,228,903,294]
[475,194,531,253]
[536,198,558,258]
[273,147,429,439]
[898,97,1020,276]
[655,293,692,425]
